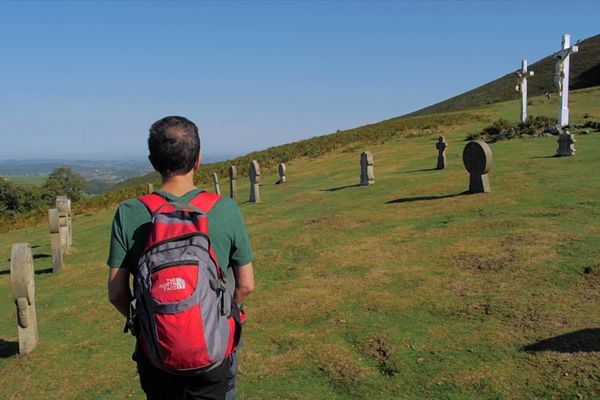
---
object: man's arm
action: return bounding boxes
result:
[232,263,254,305]
[108,267,132,318]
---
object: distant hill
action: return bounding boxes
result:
[408,33,600,117]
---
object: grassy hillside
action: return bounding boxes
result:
[409,33,600,117]
[0,87,599,399]
[4,176,46,187]
[111,111,486,192]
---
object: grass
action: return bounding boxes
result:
[5,176,46,187]
[0,87,600,399]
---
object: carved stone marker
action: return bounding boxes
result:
[277,163,287,184]
[147,183,154,194]
[55,196,70,253]
[436,136,447,170]
[212,173,221,195]
[48,208,64,273]
[229,166,237,201]
[66,199,72,248]
[10,243,38,355]
[359,151,374,186]
[248,160,261,203]
[463,141,493,193]
[556,131,576,156]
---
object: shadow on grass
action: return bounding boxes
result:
[33,254,51,260]
[321,184,363,192]
[402,167,439,174]
[522,328,600,353]
[531,155,560,159]
[0,340,19,358]
[35,268,53,275]
[0,269,8,276]
[386,191,469,204]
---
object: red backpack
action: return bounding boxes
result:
[129,191,241,374]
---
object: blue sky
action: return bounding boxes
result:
[0,1,598,160]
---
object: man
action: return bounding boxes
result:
[107,116,254,400]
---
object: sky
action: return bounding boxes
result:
[0,1,598,160]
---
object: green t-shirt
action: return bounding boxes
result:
[107,189,253,277]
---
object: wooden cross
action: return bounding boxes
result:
[515,59,534,123]
[555,34,579,127]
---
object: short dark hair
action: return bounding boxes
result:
[148,116,201,177]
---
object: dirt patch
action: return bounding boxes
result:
[452,250,516,272]
[363,334,400,377]
[317,343,371,392]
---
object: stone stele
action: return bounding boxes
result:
[248,160,261,203]
[212,172,221,195]
[48,208,64,273]
[229,166,237,201]
[556,131,576,156]
[277,163,287,184]
[360,151,375,186]
[463,141,493,193]
[436,136,447,170]
[10,243,39,355]
[147,183,154,194]
[55,196,70,253]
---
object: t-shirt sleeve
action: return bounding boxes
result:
[107,206,128,268]
[228,202,254,267]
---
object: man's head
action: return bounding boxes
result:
[148,116,201,178]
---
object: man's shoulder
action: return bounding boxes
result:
[117,197,147,213]
[114,197,152,223]
[211,196,240,216]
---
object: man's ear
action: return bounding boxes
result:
[193,154,202,172]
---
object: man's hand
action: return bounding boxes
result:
[233,262,254,305]
[108,267,132,318]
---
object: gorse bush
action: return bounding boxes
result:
[467,115,558,141]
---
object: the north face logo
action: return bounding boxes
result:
[159,278,186,291]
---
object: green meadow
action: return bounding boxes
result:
[1,88,600,399]
[5,176,46,187]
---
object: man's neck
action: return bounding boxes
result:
[160,173,196,197]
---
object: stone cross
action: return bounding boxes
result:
[515,59,534,123]
[48,208,64,272]
[229,166,237,201]
[56,196,70,253]
[277,163,287,184]
[147,183,154,194]
[555,33,579,127]
[436,136,447,169]
[359,151,374,186]
[556,131,576,156]
[212,173,221,195]
[248,160,261,203]
[463,141,493,193]
[10,243,38,355]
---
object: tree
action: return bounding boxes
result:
[43,167,86,202]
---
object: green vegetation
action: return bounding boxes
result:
[0,87,599,399]
[5,176,46,187]
[0,167,85,231]
[409,33,600,117]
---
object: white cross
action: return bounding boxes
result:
[515,59,534,123]
[555,34,579,127]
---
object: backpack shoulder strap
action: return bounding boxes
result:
[138,193,173,214]
[189,191,222,214]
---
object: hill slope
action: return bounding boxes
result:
[409,33,600,117]
[1,88,600,399]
